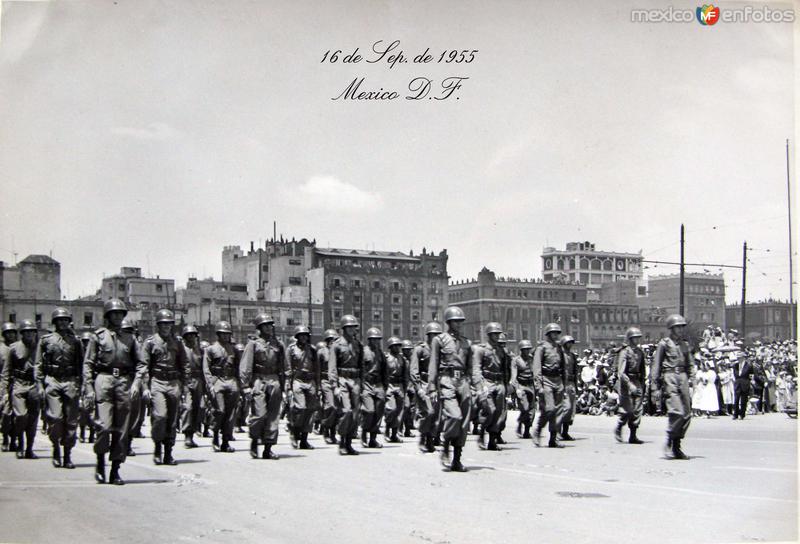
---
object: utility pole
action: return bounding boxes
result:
[787,139,795,340]
[679,224,685,316]
[741,242,747,340]
[308,282,313,340]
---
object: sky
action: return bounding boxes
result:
[0,0,795,304]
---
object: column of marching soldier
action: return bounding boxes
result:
[0,299,696,483]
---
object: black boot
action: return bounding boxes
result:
[79,427,86,443]
[338,435,349,455]
[95,454,106,484]
[52,444,62,468]
[487,433,501,451]
[153,442,163,465]
[212,430,221,452]
[109,461,125,485]
[163,444,177,465]
[24,431,37,459]
[345,437,359,455]
[672,438,688,460]
[440,439,452,468]
[368,432,383,449]
[389,428,402,443]
[628,428,644,444]
[328,427,338,445]
[548,435,564,448]
[522,424,532,439]
[184,433,198,449]
[262,443,279,460]
[63,447,75,469]
[126,437,136,457]
[9,434,18,452]
[561,424,575,441]
[15,434,25,459]
[532,427,542,447]
[425,434,435,453]
[1,433,9,452]
[403,426,413,438]
[418,434,428,453]
[614,422,623,443]
[299,432,314,450]
[664,437,673,458]
[496,434,507,445]
[471,422,480,435]
[450,446,467,472]
[478,429,487,450]
[290,428,300,449]
[88,428,95,443]
[250,439,259,459]
[220,439,235,453]
[516,421,523,438]
[360,429,369,448]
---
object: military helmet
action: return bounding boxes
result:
[216,321,233,334]
[316,341,327,351]
[181,325,199,337]
[366,327,383,339]
[199,340,210,350]
[81,331,94,342]
[443,306,465,322]
[625,326,643,340]
[155,309,175,324]
[103,298,127,317]
[234,343,245,353]
[387,336,402,347]
[51,307,72,322]
[561,335,575,345]
[498,333,508,345]
[1,322,18,334]
[665,314,687,329]
[518,339,533,350]
[293,324,311,337]
[424,321,443,335]
[544,322,562,335]
[340,314,359,328]
[18,319,37,332]
[254,313,274,327]
[485,322,503,335]
[120,318,135,331]
[323,329,339,341]
[401,339,414,350]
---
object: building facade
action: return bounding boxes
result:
[98,267,176,310]
[725,300,796,342]
[644,273,726,330]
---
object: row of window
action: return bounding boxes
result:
[330,277,439,293]
[485,288,579,301]
[592,309,640,324]
[322,258,432,272]
[331,292,424,306]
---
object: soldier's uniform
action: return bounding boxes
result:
[428,331,474,452]
[616,343,646,442]
[317,340,339,443]
[35,329,84,465]
[473,340,507,449]
[328,334,363,449]
[401,344,416,437]
[360,343,387,447]
[239,336,285,450]
[203,340,240,451]
[532,337,566,447]
[384,349,409,441]
[180,341,206,446]
[139,332,187,461]
[510,352,535,437]
[559,342,579,440]
[651,335,695,454]
[78,333,96,444]
[287,340,319,447]
[410,340,437,452]
[0,337,42,457]
[0,328,17,451]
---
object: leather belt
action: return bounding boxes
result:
[152,370,182,381]
[517,378,534,386]
[388,379,404,386]
[542,370,562,378]
[45,366,79,379]
[294,370,315,381]
[338,368,360,378]
[482,371,504,381]
[439,368,465,379]
[98,367,134,378]
[663,367,686,374]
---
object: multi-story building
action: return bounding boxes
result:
[725,300,796,342]
[587,302,641,346]
[644,273,726,330]
[449,267,588,347]
[541,241,643,300]
[98,267,176,310]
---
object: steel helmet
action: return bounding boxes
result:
[18,319,37,332]
[1,322,18,334]
[234,343,245,353]
[498,333,507,345]
[51,307,72,322]
[544,322,562,335]
[316,341,327,351]
[103,298,127,317]
[81,331,94,342]
[561,335,575,345]
[216,321,233,334]
[665,314,687,329]
[424,321,443,335]
[120,318,135,331]
[518,339,533,350]
[401,339,414,350]
[485,322,503,335]
[323,329,339,341]
[155,309,175,324]
[443,306,465,322]
[181,325,199,337]
[366,327,383,339]
[254,313,274,327]
[340,314,359,328]
[387,336,402,347]
[625,326,643,340]
[199,340,210,350]
[294,325,311,337]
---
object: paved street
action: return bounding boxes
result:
[0,412,796,544]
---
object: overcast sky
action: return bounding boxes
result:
[0,0,795,304]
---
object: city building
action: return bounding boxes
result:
[643,273,726,330]
[587,302,641,346]
[725,300,796,342]
[97,267,176,310]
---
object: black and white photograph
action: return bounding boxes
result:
[0,1,797,542]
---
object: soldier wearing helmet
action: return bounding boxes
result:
[531,322,566,448]
[77,331,96,445]
[614,327,646,445]
[328,314,364,455]
[0,319,41,461]
[558,335,578,441]
[179,325,205,449]
[359,327,387,449]
[286,324,319,451]
[472,322,509,451]
[428,306,475,472]
[317,329,339,444]
[83,299,145,485]
[383,336,409,443]
[239,313,285,459]
[119,317,145,457]
[651,314,694,459]
[400,339,417,439]
[0,323,19,452]
[410,321,442,453]
[33,307,83,469]
[510,339,536,439]
[202,320,240,453]
[137,309,186,466]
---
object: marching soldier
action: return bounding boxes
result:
[199,340,214,437]
[328,314,363,455]
[428,306,475,472]
[510,339,535,439]
[34,308,84,468]
[651,314,694,459]
[495,332,511,444]
[317,329,339,444]
[203,321,240,453]
[360,327,387,449]
[0,319,41,459]
[559,335,578,441]
[532,322,566,448]
[384,336,409,443]
[84,299,145,484]
[234,342,247,434]
[78,331,96,444]
[239,314,285,460]
[615,327,645,444]
[410,322,441,453]
[1,322,19,452]
[180,325,205,448]
[473,322,508,451]
[286,325,319,450]
[400,339,416,438]
[122,318,144,457]
[139,309,187,465]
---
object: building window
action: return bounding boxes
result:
[603,260,612,271]
[289,259,301,265]
[412,327,419,338]
[430,282,437,293]
[571,291,576,301]
[392,294,402,304]
[411,295,421,305]
[580,258,589,269]
[333,308,342,320]
[373,309,383,321]
[35,313,42,324]
[392,281,402,291]
[84,312,93,327]
[119,283,126,291]
[333,292,343,303]
[353,279,362,288]
[289,277,302,285]
[373,280,382,289]
[392,310,401,321]
[156,284,163,292]
[393,327,401,337]
[372,293,383,305]
[411,282,418,291]
[353,294,362,304]
[333,278,341,288]
[431,312,438,320]
[412,311,420,321]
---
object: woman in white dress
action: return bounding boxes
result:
[718,361,735,415]
[695,360,719,417]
